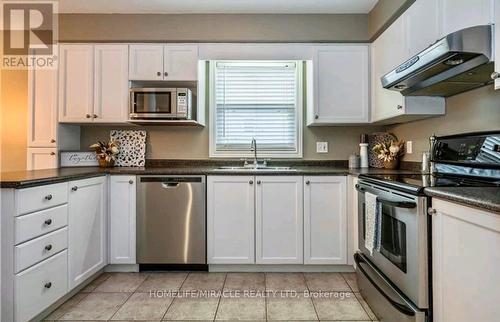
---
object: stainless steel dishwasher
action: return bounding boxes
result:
[137,175,206,266]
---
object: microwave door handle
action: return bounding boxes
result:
[354,253,417,317]
[376,197,417,209]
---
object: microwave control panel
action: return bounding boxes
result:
[176,89,191,115]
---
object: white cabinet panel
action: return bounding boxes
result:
[308,45,369,125]
[304,176,347,265]
[255,176,303,264]
[129,44,164,80]
[27,148,58,170]
[207,176,255,264]
[109,176,136,264]
[495,0,500,90]
[94,45,129,123]
[59,44,94,122]
[28,68,57,147]
[432,199,500,322]
[164,45,199,81]
[439,0,494,37]
[405,0,440,57]
[68,176,106,290]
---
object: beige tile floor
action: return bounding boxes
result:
[43,272,378,321]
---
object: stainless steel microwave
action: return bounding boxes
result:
[129,88,192,120]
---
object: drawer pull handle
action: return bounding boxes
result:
[44,194,53,200]
[45,244,53,251]
[44,219,52,226]
[305,180,310,185]
[129,180,134,184]
[249,180,253,185]
[71,186,78,192]
[44,282,52,289]
[257,180,261,184]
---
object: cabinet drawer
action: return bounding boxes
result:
[15,204,68,244]
[16,182,68,215]
[15,250,68,322]
[15,227,68,273]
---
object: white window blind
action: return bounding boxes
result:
[212,61,301,154]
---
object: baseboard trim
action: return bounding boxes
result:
[105,264,140,272]
[208,264,355,273]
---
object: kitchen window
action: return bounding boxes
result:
[209,60,303,158]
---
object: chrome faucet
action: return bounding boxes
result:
[250,138,258,167]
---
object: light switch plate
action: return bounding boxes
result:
[406,141,413,154]
[316,142,328,153]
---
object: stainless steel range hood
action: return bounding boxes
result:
[381,25,494,97]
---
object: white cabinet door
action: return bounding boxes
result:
[432,199,500,322]
[163,44,199,81]
[304,176,347,265]
[28,67,57,147]
[255,176,303,264]
[94,45,129,123]
[27,148,58,170]
[68,176,106,290]
[109,176,136,264]
[207,176,255,264]
[309,45,369,125]
[59,44,94,123]
[405,0,440,57]
[495,0,500,90]
[129,44,164,80]
[439,0,494,37]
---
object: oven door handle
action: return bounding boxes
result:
[354,253,417,317]
[376,197,417,209]
[355,184,365,193]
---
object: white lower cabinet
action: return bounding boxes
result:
[109,176,136,264]
[207,176,255,264]
[432,199,500,322]
[255,176,303,264]
[304,176,347,265]
[68,176,107,290]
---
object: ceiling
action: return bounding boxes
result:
[58,0,379,14]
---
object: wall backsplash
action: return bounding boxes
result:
[388,86,500,162]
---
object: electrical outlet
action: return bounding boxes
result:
[406,141,413,154]
[316,142,328,153]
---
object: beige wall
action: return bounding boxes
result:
[388,86,500,162]
[59,14,369,43]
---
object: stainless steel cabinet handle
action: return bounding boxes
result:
[86,114,91,118]
[428,207,437,215]
[157,71,161,76]
[71,186,78,192]
[305,180,310,185]
[129,180,134,184]
[45,244,52,251]
[44,219,52,225]
[44,194,52,200]
[249,180,254,185]
[164,71,168,77]
[491,72,500,80]
[257,180,261,185]
[396,105,403,110]
[44,282,52,289]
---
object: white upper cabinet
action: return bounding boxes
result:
[307,45,369,125]
[109,176,136,265]
[495,0,500,90]
[439,0,494,37]
[255,176,303,264]
[58,44,94,123]
[28,67,57,147]
[432,199,500,322]
[404,0,440,57]
[129,44,164,80]
[304,176,347,265]
[26,148,58,170]
[94,45,129,123]
[164,45,199,81]
[129,44,199,81]
[68,177,107,290]
[207,176,255,264]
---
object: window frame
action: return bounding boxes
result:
[208,60,303,159]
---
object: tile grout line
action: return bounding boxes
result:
[303,272,320,322]
[213,272,228,322]
[264,272,268,322]
[160,271,190,321]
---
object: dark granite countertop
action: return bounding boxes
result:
[0,162,421,189]
[425,187,500,214]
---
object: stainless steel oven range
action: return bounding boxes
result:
[355,131,500,322]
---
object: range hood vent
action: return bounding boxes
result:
[381,25,494,97]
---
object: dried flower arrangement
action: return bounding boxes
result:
[372,139,405,169]
[89,139,120,167]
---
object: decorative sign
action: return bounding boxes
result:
[60,151,98,167]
